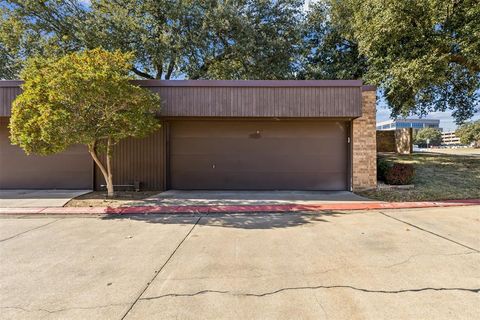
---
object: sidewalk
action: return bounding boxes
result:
[1,199,479,215]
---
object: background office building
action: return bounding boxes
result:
[441,131,461,145]
[376,118,440,131]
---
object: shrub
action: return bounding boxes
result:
[385,163,415,185]
[377,157,391,181]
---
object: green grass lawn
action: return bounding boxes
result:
[358,152,480,202]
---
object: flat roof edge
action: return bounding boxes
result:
[0,79,365,88]
[134,80,364,87]
[0,80,23,87]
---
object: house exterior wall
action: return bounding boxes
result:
[0,83,22,116]
[1,80,377,192]
[352,89,377,191]
[94,123,167,190]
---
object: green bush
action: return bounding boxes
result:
[385,163,415,185]
[377,157,391,181]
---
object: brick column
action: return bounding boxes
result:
[352,88,377,191]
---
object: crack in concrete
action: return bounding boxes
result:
[119,215,203,320]
[0,302,129,314]
[0,219,60,243]
[380,212,480,252]
[139,285,480,301]
[5,282,479,314]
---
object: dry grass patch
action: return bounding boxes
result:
[359,152,480,202]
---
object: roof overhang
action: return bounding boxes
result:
[1,80,374,118]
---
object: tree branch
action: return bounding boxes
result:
[131,67,154,79]
[450,54,480,73]
[155,63,163,79]
[165,59,176,80]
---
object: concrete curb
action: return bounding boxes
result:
[1,199,479,215]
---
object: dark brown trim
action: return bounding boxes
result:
[0,81,23,87]
[1,79,368,88]
[134,80,364,87]
[362,85,377,91]
[348,120,354,191]
[160,116,358,121]
[165,121,170,190]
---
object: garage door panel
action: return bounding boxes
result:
[0,126,93,189]
[171,154,346,173]
[171,137,346,155]
[172,171,346,190]
[172,122,346,138]
[170,120,349,190]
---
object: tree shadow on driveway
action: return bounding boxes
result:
[101,211,350,230]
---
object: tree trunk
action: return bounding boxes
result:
[88,140,115,198]
[105,137,114,198]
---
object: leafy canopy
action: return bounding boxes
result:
[2,0,479,124]
[1,0,303,80]
[300,0,367,80]
[9,48,160,155]
[302,0,479,124]
[455,120,480,145]
[0,0,89,79]
[413,127,442,147]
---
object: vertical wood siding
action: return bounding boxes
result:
[94,124,166,190]
[1,81,363,118]
[152,86,361,117]
[0,87,22,117]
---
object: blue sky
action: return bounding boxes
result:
[376,100,480,131]
[34,0,480,130]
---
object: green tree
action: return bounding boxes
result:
[414,128,442,147]
[9,48,160,197]
[456,120,480,147]
[1,0,303,80]
[0,0,89,79]
[302,0,479,124]
[300,0,367,80]
[350,0,480,124]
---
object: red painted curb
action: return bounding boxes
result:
[2,199,479,215]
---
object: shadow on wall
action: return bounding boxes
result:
[101,211,350,230]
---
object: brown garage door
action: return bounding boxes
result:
[0,124,93,189]
[169,120,349,190]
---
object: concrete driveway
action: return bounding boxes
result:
[147,190,371,206]
[0,190,91,208]
[0,206,478,319]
